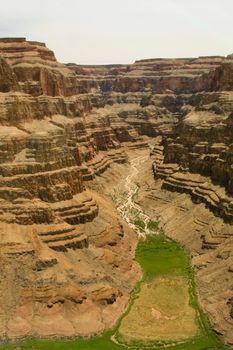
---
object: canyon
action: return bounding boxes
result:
[0,37,232,347]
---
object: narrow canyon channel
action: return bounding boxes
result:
[111,152,228,350]
[1,36,233,350]
[1,153,228,350]
[114,154,152,237]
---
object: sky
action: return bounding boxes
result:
[0,0,233,64]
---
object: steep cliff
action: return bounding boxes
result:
[0,38,142,339]
[0,37,233,345]
[0,38,78,96]
[70,52,233,345]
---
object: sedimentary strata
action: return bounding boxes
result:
[0,38,142,339]
[0,37,233,345]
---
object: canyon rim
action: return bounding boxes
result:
[0,37,232,348]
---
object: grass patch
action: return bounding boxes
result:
[0,234,228,350]
[133,219,146,232]
[117,234,228,349]
[118,276,198,343]
[147,221,159,231]
[136,233,191,280]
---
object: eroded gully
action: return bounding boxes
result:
[113,153,153,238]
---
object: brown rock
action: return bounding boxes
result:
[0,36,233,346]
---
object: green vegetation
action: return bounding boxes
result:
[133,219,146,232]
[147,220,159,231]
[118,275,198,343]
[133,220,159,234]
[0,234,228,350]
[117,233,227,349]
[136,233,190,280]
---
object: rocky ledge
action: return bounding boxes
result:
[0,37,233,345]
[0,38,143,340]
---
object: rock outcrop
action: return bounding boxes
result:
[68,56,225,94]
[137,158,233,345]
[0,38,77,96]
[0,38,142,340]
[0,37,233,345]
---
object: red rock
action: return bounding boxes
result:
[0,36,233,345]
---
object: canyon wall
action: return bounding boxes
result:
[70,51,233,345]
[0,37,233,344]
[0,38,143,339]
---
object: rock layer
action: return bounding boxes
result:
[0,37,233,345]
[0,38,143,340]
[70,53,233,345]
[136,153,233,345]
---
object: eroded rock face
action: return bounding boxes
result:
[137,161,233,345]
[0,37,233,344]
[152,98,233,221]
[0,38,142,340]
[70,51,233,346]
[0,38,78,96]
[0,58,19,92]
[69,57,225,94]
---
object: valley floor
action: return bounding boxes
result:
[0,146,230,350]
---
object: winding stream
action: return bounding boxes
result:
[114,154,152,237]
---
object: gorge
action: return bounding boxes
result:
[0,37,232,349]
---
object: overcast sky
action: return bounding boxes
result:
[1,0,233,64]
